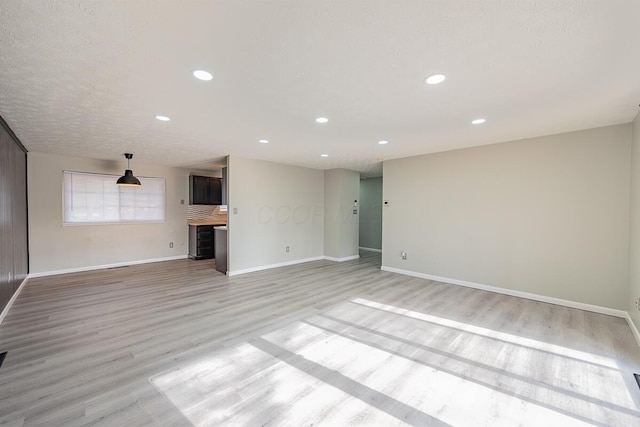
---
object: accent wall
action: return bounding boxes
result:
[0,117,28,319]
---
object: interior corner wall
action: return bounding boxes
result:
[383,124,631,310]
[227,156,324,273]
[628,112,640,329]
[27,152,189,274]
[324,169,360,259]
[359,177,382,250]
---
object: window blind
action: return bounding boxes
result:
[63,171,165,224]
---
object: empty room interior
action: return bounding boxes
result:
[2,1,640,426]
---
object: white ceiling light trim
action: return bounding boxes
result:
[193,70,213,81]
[320,154,329,157]
[259,139,269,144]
[378,140,389,145]
[425,74,446,85]
[155,115,170,122]
[471,118,486,125]
[315,117,329,124]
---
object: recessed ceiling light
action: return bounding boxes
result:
[315,117,329,124]
[155,115,170,121]
[425,74,446,85]
[471,118,486,125]
[193,70,213,81]
[378,140,389,145]
[259,139,269,144]
[320,154,329,157]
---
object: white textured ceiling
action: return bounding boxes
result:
[1,0,639,176]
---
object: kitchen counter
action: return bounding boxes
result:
[187,220,227,226]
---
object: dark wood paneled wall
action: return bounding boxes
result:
[0,116,28,314]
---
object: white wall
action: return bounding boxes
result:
[359,177,382,251]
[628,113,640,330]
[383,124,631,310]
[324,169,360,260]
[28,152,189,274]
[227,156,324,274]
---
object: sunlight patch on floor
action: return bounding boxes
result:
[352,298,618,369]
[151,341,411,426]
[149,300,640,426]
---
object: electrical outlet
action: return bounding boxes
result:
[169,242,174,248]
[401,251,407,260]
[286,246,290,253]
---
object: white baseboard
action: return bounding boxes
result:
[28,255,189,278]
[323,255,360,262]
[381,266,627,319]
[228,256,326,276]
[624,312,640,347]
[359,247,382,253]
[228,254,362,276]
[0,276,29,326]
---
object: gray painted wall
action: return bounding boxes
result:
[227,156,324,273]
[382,124,631,309]
[324,169,360,259]
[359,177,382,251]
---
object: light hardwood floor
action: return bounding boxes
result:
[1,251,639,426]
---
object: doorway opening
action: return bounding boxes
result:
[358,176,383,267]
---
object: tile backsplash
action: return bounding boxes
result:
[187,205,228,223]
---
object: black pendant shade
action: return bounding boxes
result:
[116,153,141,186]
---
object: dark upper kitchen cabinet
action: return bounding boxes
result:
[190,175,222,205]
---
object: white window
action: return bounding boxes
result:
[63,171,165,224]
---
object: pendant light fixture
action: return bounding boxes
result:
[116,153,141,186]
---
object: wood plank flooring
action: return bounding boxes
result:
[1,251,639,426]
